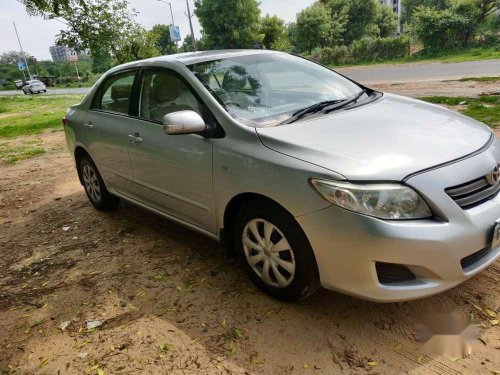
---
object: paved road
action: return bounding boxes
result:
[1,59,499,96]
[337,59,500,84]
[0,87,90,96]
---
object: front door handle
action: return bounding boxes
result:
[128,133,143,144]
[83,122,94,130]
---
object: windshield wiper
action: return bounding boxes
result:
[282,99,345,125]
[321,89,369,114]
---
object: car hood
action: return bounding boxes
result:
[256,94,492,181]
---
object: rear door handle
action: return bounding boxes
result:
[128,133,143,144]
[83,122,94,130]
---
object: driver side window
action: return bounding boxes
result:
[139,70,202,123]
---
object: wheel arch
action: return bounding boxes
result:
[222,193,297,251]
[74,146,92,186]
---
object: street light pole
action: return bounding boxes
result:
[157,0,175,26]
[13,21,32,80]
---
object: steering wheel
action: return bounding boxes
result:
[225,101,244,108]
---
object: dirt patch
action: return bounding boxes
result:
[371,80,500,98]
[1,129,499,373]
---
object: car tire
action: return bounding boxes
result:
[23,91,28,95]
[29,89,33,94]
[78,155,120,211]
[234,199,321,301]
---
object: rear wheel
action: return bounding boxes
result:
[234,199,320,301]
[78,156,119,211]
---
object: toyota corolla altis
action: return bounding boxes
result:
[63,50,500,302]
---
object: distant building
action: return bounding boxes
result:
[379,0,403,32]
[49,45,78,62]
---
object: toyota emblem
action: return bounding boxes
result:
[487,163,500,186]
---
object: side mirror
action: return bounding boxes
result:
[163,110,206,135]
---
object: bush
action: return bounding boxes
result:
[411,6,476,52]
[316,46,352,65]
[351,36,411,62]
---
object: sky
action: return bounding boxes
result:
[0,0,315,60]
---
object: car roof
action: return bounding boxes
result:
[112,49,282,72]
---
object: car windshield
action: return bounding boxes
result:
[188,53,362,127]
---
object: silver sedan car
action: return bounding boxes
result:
[22,79,47,94]
[63,50,500,302]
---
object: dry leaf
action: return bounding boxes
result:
[490,320,499,326]
[485,309,497,318]
[367,361,378,367]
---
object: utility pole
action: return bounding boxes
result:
[185,0,197,52]
[13,21,32,80]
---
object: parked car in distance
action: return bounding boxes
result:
[63,50,500,302]
[23,79,47,94]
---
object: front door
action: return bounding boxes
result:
[128,68,215,233]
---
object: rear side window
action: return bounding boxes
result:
[94,71,136,115]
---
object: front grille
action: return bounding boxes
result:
[445,176,500,210]
[376,262,416,284]
[461,245,493,271]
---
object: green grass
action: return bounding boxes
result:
[333,47,500,68]
[420,95,500,128]
[0,141,46,164]
[0,95,83,138]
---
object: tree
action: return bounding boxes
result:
[401,0,450,24]
[21,0,86,16]
[321,0,381,44]
[412,6,473,51]
[194,0,262,49]
[374,2,398,37]
[51,0,140,69]
[296,2,332,54]
[114,26,160,64]
[181,34,199,52]
[260,14,285,49]
[148,24,177,55]
[0,51,33,65]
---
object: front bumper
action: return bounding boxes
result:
[297,139,500,302]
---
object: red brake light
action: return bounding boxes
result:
[62,117,67,126]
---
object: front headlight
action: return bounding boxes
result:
[310,179,432,220]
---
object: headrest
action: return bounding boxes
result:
[222,68,248,92]
[151,74,183,103]
[111,84,132,101]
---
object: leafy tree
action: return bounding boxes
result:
[321,0,381,44]
[21,0,86,16]
[374,2,398,37]
[194,0,262,49]
[51,0,141,68]
[0,51,34,65]
[260,14,285,49]
[148,24,177,55]
[271,33,294,52]
[401,0,450,24]
[296,2,332,54]
[342,0,378,44]
[412,6,474,51]
[181,34,199,52]
[114,26,160,64]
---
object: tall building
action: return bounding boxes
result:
[379,0,403,32]
[49,45,77,62]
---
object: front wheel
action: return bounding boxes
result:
[78,156,120,211]
[234,199,320,301]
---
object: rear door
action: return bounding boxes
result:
[82,69,140,199]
